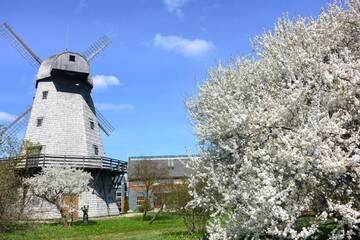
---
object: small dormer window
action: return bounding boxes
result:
[168,159,174,169]
[42,91,48,99]
[69,55,76,62]
[93,145,99,155]
[37,118,43,127]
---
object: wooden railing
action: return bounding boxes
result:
[9,154,127,172]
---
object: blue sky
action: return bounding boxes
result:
[0,0,331,160]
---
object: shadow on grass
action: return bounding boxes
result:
[158,231,204,240]
[131,213,180,222]
[0,223,32,233]
[47,220,98,227]
[72,220,97,226]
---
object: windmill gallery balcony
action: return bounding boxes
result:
[6,154,127,173]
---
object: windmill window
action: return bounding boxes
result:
[36,118,43,127]
[93,145,99,155]
[69,55,76,62]
[42,91,48,99]
[90,120,95,130]
[168,159,174,169]
[136,195,145,208]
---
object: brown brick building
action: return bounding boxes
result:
[127,155,195,211]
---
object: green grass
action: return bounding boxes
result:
[0,213,200,240]
[2,214,338,240]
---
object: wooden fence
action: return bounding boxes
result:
[5,154,127,173]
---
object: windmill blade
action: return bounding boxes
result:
[95,108,114,136]
[98,123,111,137]
[0,106,32,139]
[0,22,42,68]
[82,36,111,62]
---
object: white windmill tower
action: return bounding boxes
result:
[0,22,127,219]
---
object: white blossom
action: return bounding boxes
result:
[187,1,360,239]
[25,166,92,225]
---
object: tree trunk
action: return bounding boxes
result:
[55,201,68,227]
[69,211,74,226]
[142,209,147,222]
[142,189,150,221]
[19,185,29,218]
[149,200,165,224]
[60,209,68,227]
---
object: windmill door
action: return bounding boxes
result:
[63,195,79,218]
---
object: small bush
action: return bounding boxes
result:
[166,181,210,238]
[0,159,22,232]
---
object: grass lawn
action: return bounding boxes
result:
[0,213,200,240]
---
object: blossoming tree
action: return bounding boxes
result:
[188,1,360,239]
[26,167,92,227]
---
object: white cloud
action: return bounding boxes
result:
[163,0,190,17]
[153,34,215,57]
[95,103,134,111]
[93,75,121,89]
[0,112,16,122]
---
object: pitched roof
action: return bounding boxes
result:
[128,155,197,181]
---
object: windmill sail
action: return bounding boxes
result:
[0,106,32,139]
[82,36,111,62]
[95,108,114,136]
[0,22,42,67]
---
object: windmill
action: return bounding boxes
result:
[0,22,127,218]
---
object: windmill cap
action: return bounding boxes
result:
[36,51,93,87]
